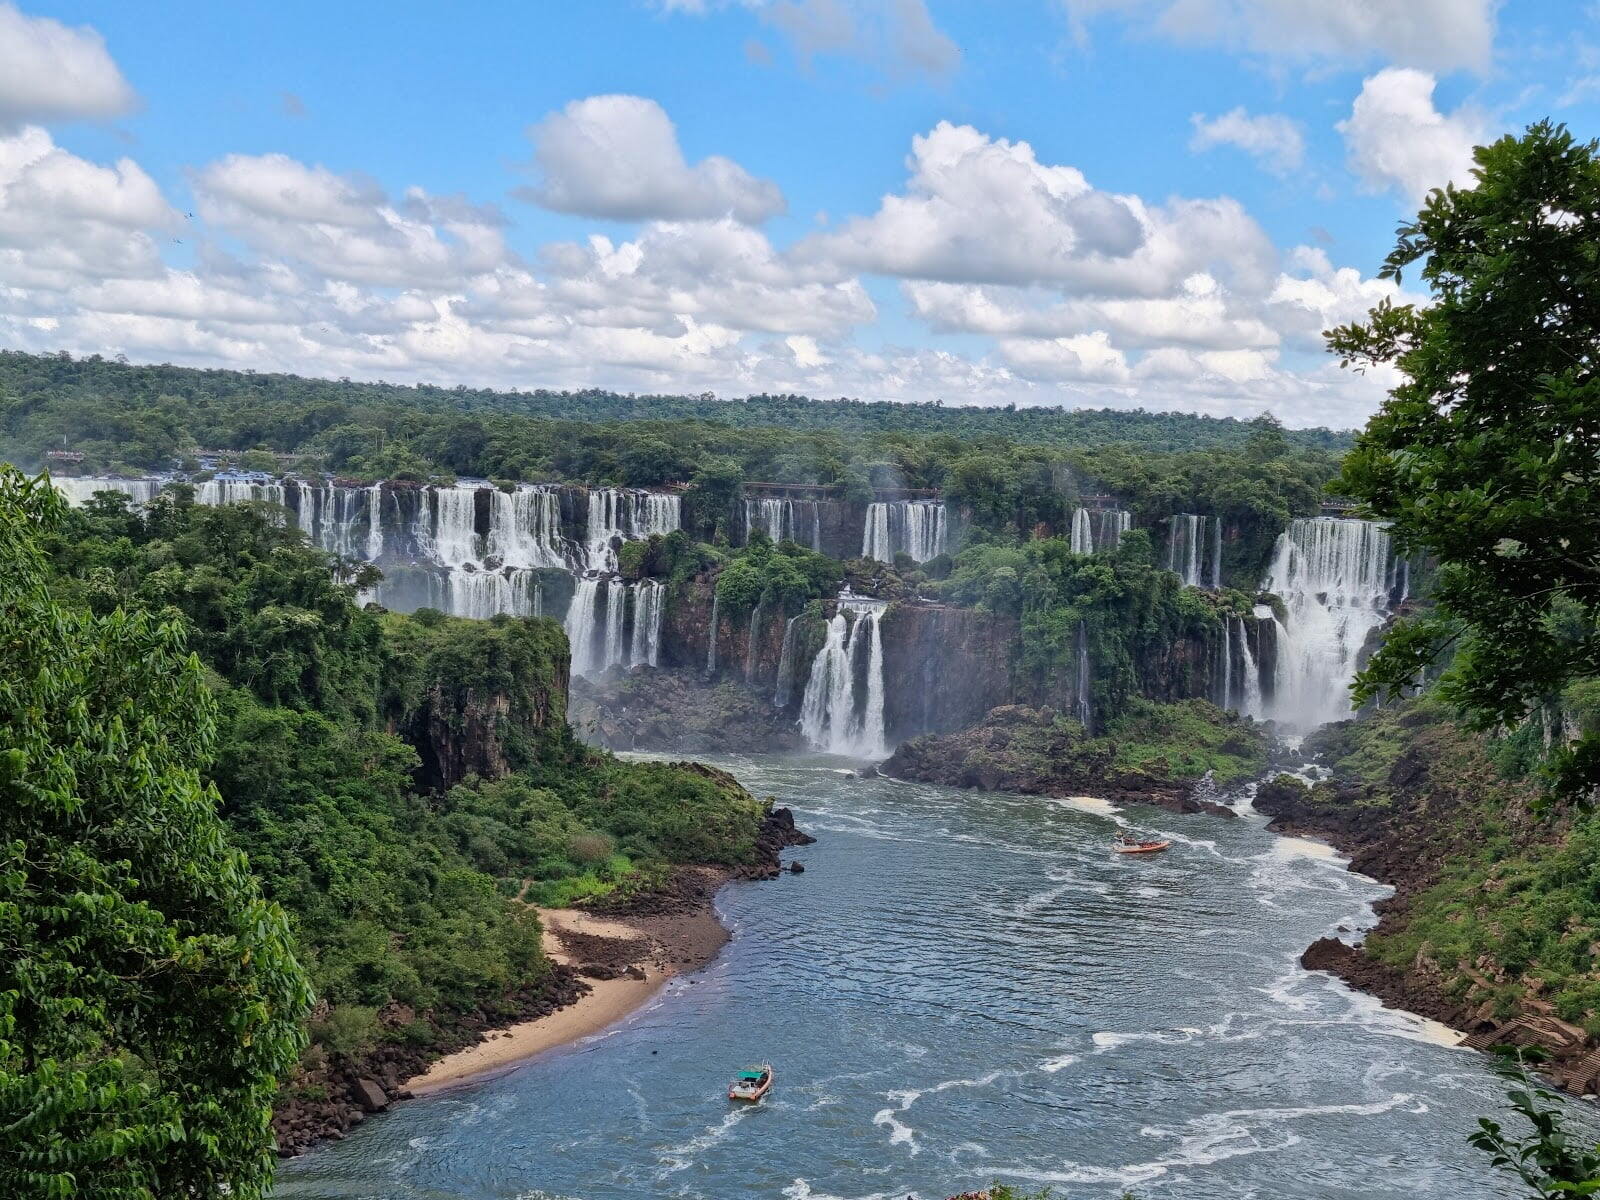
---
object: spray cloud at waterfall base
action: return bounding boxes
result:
[1255,517,1400,732]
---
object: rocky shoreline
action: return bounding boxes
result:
[1252,765,1600,1097]
[272,804,813,1156]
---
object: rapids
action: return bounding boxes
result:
[273,756,1585,1200]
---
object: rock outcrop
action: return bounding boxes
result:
[882,703,1255,816]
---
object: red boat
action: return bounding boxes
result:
[1113,837,1171,855]
[728,1063,773,1102]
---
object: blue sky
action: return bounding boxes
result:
[2,1,1596,427]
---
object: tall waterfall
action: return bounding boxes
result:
[745,601,765,682]
[798,598,887,758]
[705,590,721,674]
[1166,514,1219,588]
[628,581,664,668]
[773,616,801,707]
[566,576,662,677]
[1070,508,1094,554]
[744,498,822,550]
[1070,507,1132,553]
[1213,614,1265,714]
[862,500,947,564]
[1260,517,1395,730]
[1072,619,1094,732]
[586,488,681,571]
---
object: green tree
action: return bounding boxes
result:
[1328,121,1600,800]
[0,468,311,1199]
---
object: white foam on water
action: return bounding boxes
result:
[658,1107,753,1173]
[1057,794,1118,817]
[1136,886,1162,898]
[782,1182,903,1200]
[1039,1053,1079,1073]
[872,1105,919,1154]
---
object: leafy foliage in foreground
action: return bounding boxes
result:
[0,468,311,1200]
[1329,121,1600,802]
[1471,1056,1600,1195]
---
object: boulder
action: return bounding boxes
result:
[351,1078,389,1114]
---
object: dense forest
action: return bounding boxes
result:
[1,472,774,1196]
[0,351,1352,472]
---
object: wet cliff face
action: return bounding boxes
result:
[388,615,571,791]
[880,604,1016,742]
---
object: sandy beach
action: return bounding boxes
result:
[406,892,731,1095]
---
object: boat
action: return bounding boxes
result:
[728,1063,773,1102]
[1113,837,1170,855]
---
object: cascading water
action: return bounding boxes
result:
[586,488,681,571]
[487,486,567,569]
[1072,619,1094,733]
[745,601,764,683]
[1166,513,1219,588]
[565,576,652,678]
[773,616,800,707]
[628,581,664,668]
[744,498,822,550]
[706,590,721,674]
[53,476,164,506]
[798,598,887,758]
[1095,509,1132,551]
[1070,508,1094,554]
[61,475,684,625]
[862,501,947,564]
[1260,517,1395,731]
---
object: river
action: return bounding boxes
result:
[274,753,1581,1199]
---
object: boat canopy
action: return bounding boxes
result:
[738,1069,766,1080]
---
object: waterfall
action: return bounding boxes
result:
[1260,517,1394,730]
[744,498,822,549]
[1072,619,1094,733]
[1216,617,1233,708]
[587,488,682,571]
[628,581,664,667]
[362,484,384,561]
[1239,615,1263,717]
[798,599,887,758]
[1165,514,1217,588]
[58,475,679,628]
[566,577,603,678]
[53,476,164,506]
[1070,508,1094,554]
[706,589,721,674]
[1096,509,1132,551]
[487,486,567,569]
[604,578,627,672]
[773,616,800,707]
[745,600,764,683]
[862,500,947,564]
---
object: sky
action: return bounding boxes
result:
[0,1,1595,429]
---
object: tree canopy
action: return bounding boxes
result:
[1330,121,1600,801]
[0,467,312,1199]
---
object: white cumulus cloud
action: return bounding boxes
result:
[1189,108,1305,175]
[1338,68,1489,204]
[0,3,136,129]
[520,94,784,224]
[801,121,1276,297]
